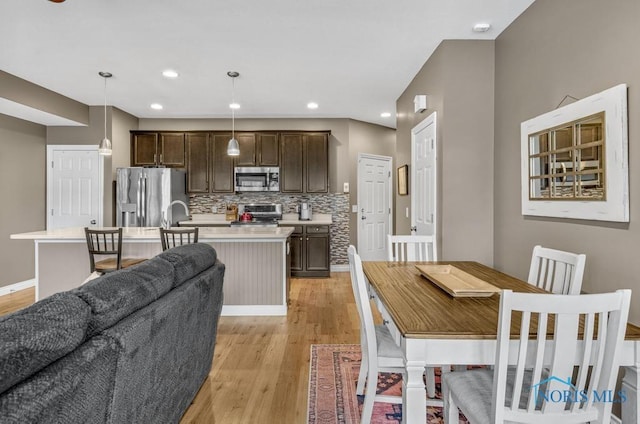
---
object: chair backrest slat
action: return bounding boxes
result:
[84,227,123,272]
[386,235,436,262]
[159,227,199,251]
[527,245,586,294]
[493,289,631,423]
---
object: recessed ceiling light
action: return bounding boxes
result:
[162,70,179,78]
[150,103,163,110]
[307,102,319,110]
[472,23,491,33]
[229,102,240,109]
[380,112,391,118]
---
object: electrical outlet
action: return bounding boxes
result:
[211,206,217,214]
[352,205,358,213]
[405,207,409,218]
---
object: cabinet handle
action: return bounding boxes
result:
[154,153,157,163]
[160,153,163,163]
[383,319,389,325]
[307,237,309,241]
[300,237,303,241]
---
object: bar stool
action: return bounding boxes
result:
[84,227,146,273]
[159,227,199,251]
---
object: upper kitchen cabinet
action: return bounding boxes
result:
[186,132,234,193]
[280,132,329,193]
[257,133,279,166]
[131,131,186,167]
[234,132,279,167]
[186,133,209,193]
[211,133,235,193]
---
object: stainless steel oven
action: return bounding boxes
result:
[234,167,280,192]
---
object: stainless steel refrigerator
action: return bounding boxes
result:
[116,168,188,227]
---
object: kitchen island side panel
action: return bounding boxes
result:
[35,239,285,313]
[209,241,283,305]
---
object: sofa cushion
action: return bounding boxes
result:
[0,292,90,394]
[157,243,217,288]
[73,255,175,336]
[0,335,118,424]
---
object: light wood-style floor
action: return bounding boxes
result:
[0,274,360,424]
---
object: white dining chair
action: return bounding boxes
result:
[528,245,586,294]
[385,234,440,398]
[347,245,403,423]
[442,289,631,424]
[387,234,437,262]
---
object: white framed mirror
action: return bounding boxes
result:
[521,84,628,222]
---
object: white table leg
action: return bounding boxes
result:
[622,365,638,424]
[403,360,426,424]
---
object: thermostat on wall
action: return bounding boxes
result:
[414,95,428,113]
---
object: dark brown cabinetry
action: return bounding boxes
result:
[280,132,329,193]
[131,132,186,167]
[186,133,209,193]
[185,133,235,193]
[284,225,330,277]
[211,134,235,192]
[134,130,328,194]
[235,132,279,167]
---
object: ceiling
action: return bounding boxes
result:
[0,0,534,128]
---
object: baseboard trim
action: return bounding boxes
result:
[330,264,349,272]
[0,279,36,297]
[221,305,287,316]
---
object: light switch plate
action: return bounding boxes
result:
[343,182,349,193]
[352,205,358,213]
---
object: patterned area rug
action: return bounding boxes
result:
[307,344,469,423]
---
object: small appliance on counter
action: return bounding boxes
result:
[299,202,312,221]
[229,203,282,228]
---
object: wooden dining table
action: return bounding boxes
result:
[362,261,640,424]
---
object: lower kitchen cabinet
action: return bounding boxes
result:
[284,225,330,277]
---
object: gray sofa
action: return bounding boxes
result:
[0,243,225,424]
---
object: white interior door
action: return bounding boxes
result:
[411,113,437,244]
[47,145,103,230]
[357,153,392,261]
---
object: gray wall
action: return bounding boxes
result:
[0,70,88,125]
[396,40,495,265]
[0,114,46,289]
[494,0,640,324]
[48,106,114,226]
[348,119,396,244]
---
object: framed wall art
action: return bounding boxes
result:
[397,165,408,195]
[521,84,628,222]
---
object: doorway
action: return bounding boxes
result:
[411,112,437,255]
[47,145,104,230]
[357,153,392,261]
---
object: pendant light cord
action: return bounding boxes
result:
[103,76,107,140]
[231,76,235,138]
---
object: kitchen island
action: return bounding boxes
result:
[11,226,294,316]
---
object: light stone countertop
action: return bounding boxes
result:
[10,226,294,241]
[178,213,333,226]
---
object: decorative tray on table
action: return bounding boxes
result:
[415,264,501,298]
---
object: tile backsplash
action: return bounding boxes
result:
[189,193,349,265]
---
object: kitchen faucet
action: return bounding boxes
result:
[162,200,190,229]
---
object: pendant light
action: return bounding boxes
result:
[227,71,240,156]
[98,71,113,156]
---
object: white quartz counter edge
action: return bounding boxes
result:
[11,226,294,241]
[177,218,333,226]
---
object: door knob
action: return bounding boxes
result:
[361,216,367,220]
[90,220,96,225]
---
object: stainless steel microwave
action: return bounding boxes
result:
[234,167,280,192]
